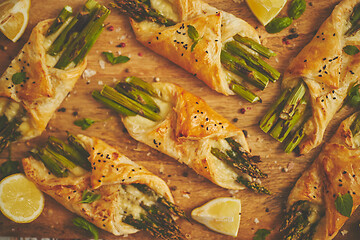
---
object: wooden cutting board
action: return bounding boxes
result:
[0,0,359,239]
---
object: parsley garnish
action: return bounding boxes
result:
[345,83,360,107]
[74,118,95,130]
[12,72,26,85]
[73,217,99,240]
[102,52,130,65]
[0,160,20,180]
[80,189,101,204]
[187,25,202,52]
[335,193,353,217]
[253,229,271,240]
[343,45,360,55]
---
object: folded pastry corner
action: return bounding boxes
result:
[93,77,270,194]
[23,133,185,238]
[280,112,360,239]
[112,0,279,103]
[260,0,360,154]
[0,1,109,152]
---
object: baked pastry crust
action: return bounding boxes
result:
[122,82,251,189]
[0,19,87,140]
[282,0,360,154]
[22,134,174,236]
[130,0,260,95]
[287,112,360,239]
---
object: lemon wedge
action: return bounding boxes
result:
[191,197,241,237]
[0,173,44,223]
[0,0,30,42]
[246,0,287,26]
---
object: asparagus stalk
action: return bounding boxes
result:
[230,82,262,103]
[270,97,307,142]
[280,200,322,240]
[112,0,176,27]
[350,113,360,136]
[30,148,69,177]
[279,82,307,120]
[55,4,110,69]
[46,6,73,36]
[100,85,162,121]
[283,124,306,153]
[237,176,271,195]
[92,90,137,116]
[346,4,360,36]
[0,112,24,153]
[48,136,91,170]
[124,76,158,97]
[225,41,280,82]
[44,145,77,170]
[115,82,160,113]
[67,133,91,159]
[221,50,269,90]
[233,34,276,59]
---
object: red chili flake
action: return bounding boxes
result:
[282,39,290,45]
[240,108,246,114]
[116,42,126,48]
[138,52,143,56]
[107,25,114,31]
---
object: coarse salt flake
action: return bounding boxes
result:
[254,218,260,224]
[98,81,104,85]
[99,59,106,69]
[82,68,97,79]
[341,230,348,236]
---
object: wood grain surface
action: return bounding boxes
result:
[0,0,359,239]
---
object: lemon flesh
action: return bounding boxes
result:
[0,0,30,42]
[0,173,44,223]
[191,197,241,237]
[246,0,287,26]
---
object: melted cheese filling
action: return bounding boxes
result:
[150,0,179,22]
[118,185,158,220]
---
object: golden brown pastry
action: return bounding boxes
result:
[23,134,185,238]
[281,0,360,154]
[101,81,269,193]
[113,0,263,96]
[280,112,360,239]
[0,19,86,140]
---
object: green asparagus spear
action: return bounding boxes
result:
[115,82,160,113]
[259,90,290,133]
[112,0,176,27]
[43,145,77,170]
[233,34,276,59]
[350,113,360,136]
[66,133,91,159]
[237,176,271,194]
[92,90,137,116]
[48,136,91,170]
[30,148,69,177]
[46,6,73,36]
[221,50,269,90]
[283,124,306,153]
[100,85,162,121]
[346,4,360,36]
[230,82,262,103]
[225,41,280,81]
[270,97,307,142]
[124,76,158,97]
[279,82,307,121]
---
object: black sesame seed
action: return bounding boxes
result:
[318,75,322,77]
[304,59,307,62]
[343,171,347,174]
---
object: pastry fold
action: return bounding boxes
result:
[282,0,360,154]
[129,0,260,95]
[0,19,87,140]
[286,112,360,239]
[22,134,174,236]
[122,82,251,189]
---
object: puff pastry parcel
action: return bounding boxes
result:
[261,0,360,154]
[280,112,360,239]
[113,0,278,101]
[94,79,269,193]
[23,134,185,239]
[0,1,108,151]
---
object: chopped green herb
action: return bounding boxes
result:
[12,72,26,85]
[253,229,271,240]
[80,189,101,203]
[187,25,202,52]
[345,83,360,107]
[102,52,130,65]
[343,45,360,55]
[73,217,99,240]
[74,118,95,130]
[335,193,353,217]
[265,17,292,34]
[0,160,20,180]
[288,0,306,20]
